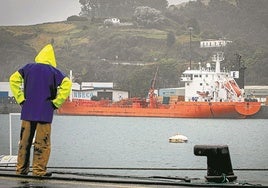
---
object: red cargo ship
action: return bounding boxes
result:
[57,53,261,118]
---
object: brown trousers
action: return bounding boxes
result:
[16,120,51,176]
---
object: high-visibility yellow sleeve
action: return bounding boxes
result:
[9,71,25,104]
[52,77,72,108]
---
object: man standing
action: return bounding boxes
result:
[9,44,72,176]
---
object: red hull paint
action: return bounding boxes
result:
[57,100,261,118]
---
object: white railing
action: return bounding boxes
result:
[9,113,20,155]
[0,113,20,166]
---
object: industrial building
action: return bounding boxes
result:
[0,82,267,104]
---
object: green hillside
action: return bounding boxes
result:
[1,0,267,97]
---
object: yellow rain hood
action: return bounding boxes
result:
[35,44,57,67]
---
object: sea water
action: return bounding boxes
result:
[0,114,267,182]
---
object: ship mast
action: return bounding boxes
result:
[212,52,224,74]
[149,67,159,108]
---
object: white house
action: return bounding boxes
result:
[104,18,120,25]
[200,39,232,48]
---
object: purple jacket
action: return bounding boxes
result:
[18,63,66,123]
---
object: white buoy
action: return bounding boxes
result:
[169,133,188,143]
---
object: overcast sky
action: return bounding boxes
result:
[0,0,190,26]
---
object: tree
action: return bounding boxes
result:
[79,0,98,19]
[133,6,166,28]
[133,0,168,11]
[79,0,168,19]
[67,15,88,21]
[166,31,176,47]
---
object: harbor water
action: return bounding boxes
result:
[0,114,267,183]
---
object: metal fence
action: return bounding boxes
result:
[0,97,17,104]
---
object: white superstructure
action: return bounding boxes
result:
[181,52,242,102]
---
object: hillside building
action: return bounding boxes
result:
[200,39,232,48]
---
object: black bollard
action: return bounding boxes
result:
[194,145,237,183]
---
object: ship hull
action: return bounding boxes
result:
[57,100,261,119]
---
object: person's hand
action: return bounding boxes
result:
[51,102,58,109]
[20,100,25,107]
